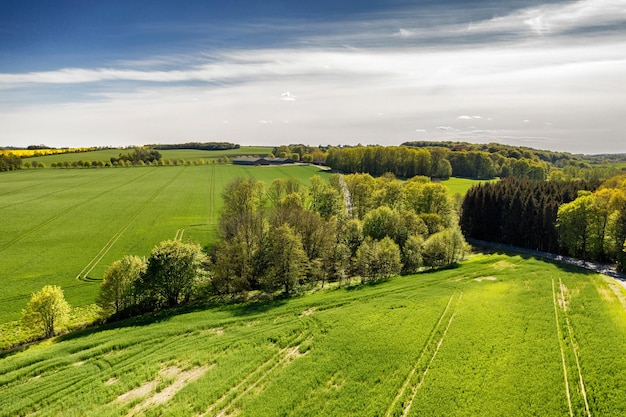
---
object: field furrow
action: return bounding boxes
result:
[552,278,574,417]
[75,168,186,281]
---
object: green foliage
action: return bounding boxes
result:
[402,234,424,273]
[461,178,600,253]
[98,255,146,314]
[260,224,309,295]
[147,142,240,151]
[556,179,626,269]
[422,227,467,267]
[139,240,209,308]
[326,145,435,178]
[0,153,21,171]
[21,285,70,338]
[355,236,402,282]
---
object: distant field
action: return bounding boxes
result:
[439,177,499,196]
[0,164,323,323]
[1,253,626,416]
[24,146,273,165]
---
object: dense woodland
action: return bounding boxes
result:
[461,176,626,271]
[460,178,599,252]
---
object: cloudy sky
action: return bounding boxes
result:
[1,0,625,154]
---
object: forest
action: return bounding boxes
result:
[461,175,626,271]
[323,142,622,181]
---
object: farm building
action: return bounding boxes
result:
[232,157,294,166]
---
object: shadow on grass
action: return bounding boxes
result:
[54,294,291,346]
[470,240,601,277]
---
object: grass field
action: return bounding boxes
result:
[24,146,273,165]
[0,164,324,323]
[439,177,499,196]
[1,253,626,416]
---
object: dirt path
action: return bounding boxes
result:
[337,175,353,218]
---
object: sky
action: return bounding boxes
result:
[1,0,625,154]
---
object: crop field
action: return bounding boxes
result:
[1,253,626,416]
[0,164,323,323]
[23,146,273,165]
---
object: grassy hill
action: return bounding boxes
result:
[1,253,626,416]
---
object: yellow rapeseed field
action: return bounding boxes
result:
[0,148,96,157]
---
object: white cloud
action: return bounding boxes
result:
[1,2,625,153]
[469,0,626,37]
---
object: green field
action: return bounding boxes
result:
[0,164,324,323]
[24,146,273,165]
[439,177,499,196]
[1,253,625,416]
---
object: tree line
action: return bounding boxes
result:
[147,142,240,151]
[0,153,22,171]
[325,146,453,179]
[555,175,626,270]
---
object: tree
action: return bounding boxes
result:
[261,224,309,295]
[139,240,208,308]
[22,285,70,338]
[355,237,402,283]
[556,193,599,259]
[309,175,342,219]
[98,255,146,314]
[422,227,467,268]
[403,234,424,274]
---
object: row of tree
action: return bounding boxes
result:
[110,148,162,165]
[98,240,208,317]
[322,145,554,180]
[325,146,452,179]
[48,158,232,169]
[460,178,600,253]
[148,142,240,151]
[0,153,21,171]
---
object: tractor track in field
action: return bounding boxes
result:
[200,331,309,417]
[0,169,156,256]
[208,164,216,224]
[385,292,462,417]
[76,168,186,281]
[0,171,117,211]
[552,278,591,417]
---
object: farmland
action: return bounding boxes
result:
[0,163,322,323]
[24,146,273,165]
[2,253,626,416]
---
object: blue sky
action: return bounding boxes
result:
[1,0,625,153]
